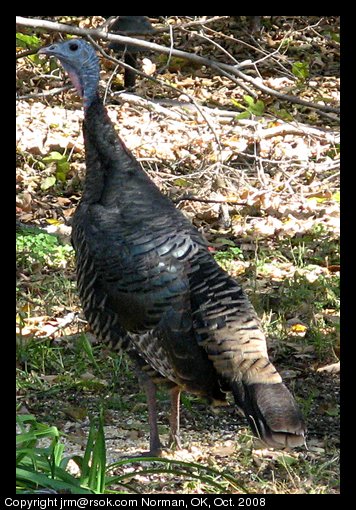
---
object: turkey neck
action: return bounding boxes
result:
[81,95,171,212]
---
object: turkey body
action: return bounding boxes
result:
[72,98,229,402]
[39,39,305,455]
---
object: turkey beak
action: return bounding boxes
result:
[38,45,59,57]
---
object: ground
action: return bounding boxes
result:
[16,16,339,494]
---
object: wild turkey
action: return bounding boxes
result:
[108,16,154,89]
[39,39,305,455]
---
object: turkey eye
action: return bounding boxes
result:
[69,42,79,51]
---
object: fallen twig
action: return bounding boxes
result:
[16,48,38,59]
[112,92,184,121]
[173,195,247,206]
[17,85,71,101]
[253,123,340,143]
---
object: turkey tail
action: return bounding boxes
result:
[190,252,306,448]
[231,380,305,448]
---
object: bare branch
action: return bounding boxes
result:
[153,16,230,33]
[253,124,340,143]
[16,48,37,59]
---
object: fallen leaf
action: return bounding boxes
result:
[211,441,236,457]
[289,323,308,335]
[142,58,156,76]
[63,406,88,421]
[40,375,59,384]
[327,265,340,273]
[317,362,340,374]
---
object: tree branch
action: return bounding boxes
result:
[153,16,230,33]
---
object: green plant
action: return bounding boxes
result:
[214,246,244,270]
[16,33,41,50]
[16,33,42,65]
[17,411,247,494]
[292,61,310,82]
[41,152,71,189]
[16,337,65,376]
[107,457,248,494]
[16,414,93,494]
[16,229,73,270]
[72,411,107,493]
[232,95,265,119]
[77,333,102,373]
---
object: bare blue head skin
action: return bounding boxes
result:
[38,39,100,109]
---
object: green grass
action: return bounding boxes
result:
[16,226,77,323]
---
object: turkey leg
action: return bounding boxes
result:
[138,371,163,456]
[168,386,182,449]
[124,53,137,88]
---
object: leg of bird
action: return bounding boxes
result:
[168,386,182,450]
[140,374,163,456]
[124,53,137,89]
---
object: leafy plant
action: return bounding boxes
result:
[17,412,110,494]
[269,106,294,121]
[16,33,42,64]
[16,229,73,270]
[16,414,93,494]
[292,61,310,82]
[232,95,265,119]
[16,33,41,50]
[214,246,244,271]
[42,152,71,189]
[72,411,107,493]
[17,412,246,494]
